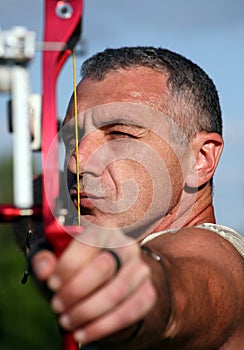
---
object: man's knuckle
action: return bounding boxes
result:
[98,252,117,275]
[108,282,127,303]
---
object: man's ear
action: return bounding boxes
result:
[185,132,224,189]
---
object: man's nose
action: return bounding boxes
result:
[66,133,99,175]
[66,135,91,175]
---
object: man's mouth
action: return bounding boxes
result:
[69,189,103,209]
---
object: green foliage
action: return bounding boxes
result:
[0,157,61,349]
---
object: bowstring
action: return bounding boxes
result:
[72,50,81,226]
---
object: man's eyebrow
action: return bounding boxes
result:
[96,116,145,129]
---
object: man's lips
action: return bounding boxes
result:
[70,189,103,208]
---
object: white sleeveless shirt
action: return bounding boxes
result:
[141,223,244,259]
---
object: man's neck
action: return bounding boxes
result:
[153,184,215,233]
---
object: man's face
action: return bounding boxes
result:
[62,67,190,238]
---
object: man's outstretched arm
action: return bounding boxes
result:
[137,227,244,349]
[31,227,244,349]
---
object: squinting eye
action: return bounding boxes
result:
[109,131,135,140]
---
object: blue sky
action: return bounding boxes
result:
[1,0,244,231]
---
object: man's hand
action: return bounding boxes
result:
[31,232,157,345]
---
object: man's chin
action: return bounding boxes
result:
[79,212,110,229]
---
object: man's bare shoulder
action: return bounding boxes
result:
[144,225,244,264]
[143,227,244,349]
[144,225,244,306]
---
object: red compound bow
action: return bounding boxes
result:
[0,1,84,349]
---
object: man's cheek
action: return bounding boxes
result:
[100,160,154,214]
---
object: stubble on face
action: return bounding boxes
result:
[62,68,190,237]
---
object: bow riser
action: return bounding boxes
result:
[42,0,83,224]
